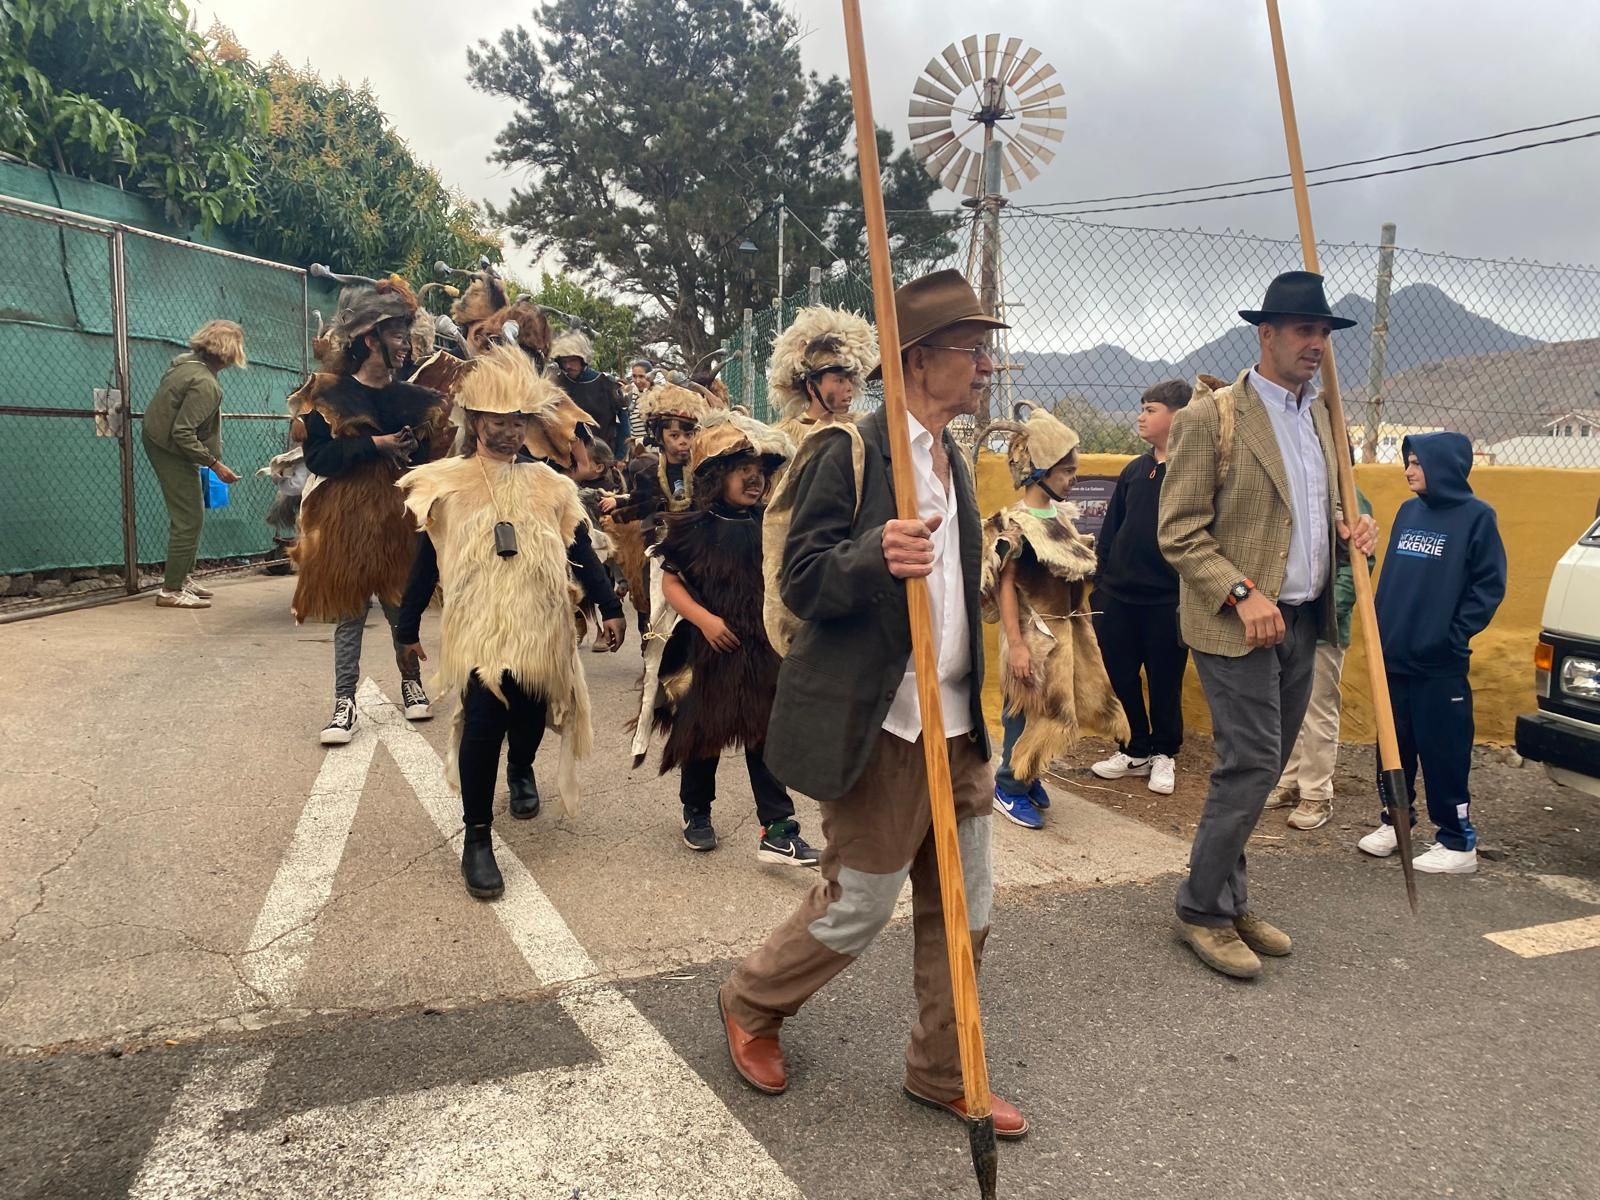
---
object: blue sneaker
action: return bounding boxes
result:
[994,785,1044,830]
[1027,779,1051,810]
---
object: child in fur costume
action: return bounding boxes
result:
[981,406,1130,830]
[395,345,623,900]
[631,412,819,866]
[767,305,878,448]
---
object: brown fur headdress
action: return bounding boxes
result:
[451,275,509,329]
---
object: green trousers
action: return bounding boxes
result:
[143,441,205,590]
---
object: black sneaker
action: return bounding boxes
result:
[320,696,357,745]
[758,820,821,867]
[682,809,718,852]
[400,679,432,720]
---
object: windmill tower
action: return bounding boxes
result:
[909,35,1065,425]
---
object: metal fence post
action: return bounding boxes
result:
[301,270,310,376]
[808,265,822,307]
[1363,221,1396,463]
[110,230,138,594]
[742,307,755,411]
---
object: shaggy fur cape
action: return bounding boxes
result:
[398,455,594,814]
[982,502,1130,782]
[638,505,778,773]
[287,373,452,623]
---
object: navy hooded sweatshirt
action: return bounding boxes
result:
[1374,432,1507,677]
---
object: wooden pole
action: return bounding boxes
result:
[1265,0,1417,912]
[839,2,999,1195]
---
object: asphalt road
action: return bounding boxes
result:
[2,574,1597,1199]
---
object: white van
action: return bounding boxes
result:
[1516,514,1600,798]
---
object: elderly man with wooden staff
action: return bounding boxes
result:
[717,267,1028,1141]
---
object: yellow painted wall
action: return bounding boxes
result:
[974,452,1600,745]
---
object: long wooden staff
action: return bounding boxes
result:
[840,3,999,1195]
[1265,0,1418,913]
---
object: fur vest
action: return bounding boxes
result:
[636,504,778,773]
[399,456,594,809]
[288,372,452,623]
[981,502,1130,782]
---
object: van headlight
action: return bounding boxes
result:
[1562,657,1600,701]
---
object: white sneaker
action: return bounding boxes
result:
[1092,751,1151,780]
[1264,786,1298,810]
[320,697,357,745]
[1412,843,1477,875]
[1357,824,1399,857]
[182,576,215,600]
[1148,755,1176,795]
[155,588,210,609]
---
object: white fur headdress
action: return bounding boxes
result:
[550,330,595,363]
[766,306,879,418]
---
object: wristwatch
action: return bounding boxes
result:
[1224,578,1256,607]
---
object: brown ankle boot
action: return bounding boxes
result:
[1177,921,1262,979]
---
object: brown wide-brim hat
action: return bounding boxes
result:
[866,268,1009,381]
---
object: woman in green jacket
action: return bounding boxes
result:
[141,320,245,608]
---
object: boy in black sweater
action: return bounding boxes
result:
[1358,433,1506,874]
[1091,379,1191,796]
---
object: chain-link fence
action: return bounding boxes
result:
[726,209,1600,467]
[0,194,318,610]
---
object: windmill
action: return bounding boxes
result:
[908,34,1065,426]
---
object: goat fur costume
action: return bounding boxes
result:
[981,503,1130,782]
[765,305,879,420]
[398,455,594,815]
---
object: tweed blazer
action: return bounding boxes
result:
[764,406,989,802]
[1157,368,1343,657]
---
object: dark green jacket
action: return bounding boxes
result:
[1330,489,1375,647]
[142,353,222,465]
[763,406,989,802]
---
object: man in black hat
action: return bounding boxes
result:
[1158,270,1379,980]
[717,269,1030,1138]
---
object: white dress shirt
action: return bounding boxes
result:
[1249,368,1330,605]
[882,412,973,742]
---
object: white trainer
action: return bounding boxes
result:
[155,588,210,609]
[1413,843,1477,875]
[1092,751,1151,780]
[182,576,215,600]
[1148,755,1176,795]
[1357,824,1399,857]
[400,679,433,721]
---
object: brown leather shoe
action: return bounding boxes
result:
[719,992,786,1094]
[1234,913,1293,957]
[903,1086,1030,1140]
[1176,921,1262,979]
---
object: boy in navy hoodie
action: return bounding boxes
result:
[1358,433,1506,874]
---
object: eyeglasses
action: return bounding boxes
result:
[919,343,994,364]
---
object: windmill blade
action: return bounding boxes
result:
[923,56,962,95]
[961,35,983,84]
[963,152,986,198]
[1015,61,1058,95]
[913,76,956,105]
[1004,141,1042,183]
[1019,106,1068,121]
[940,42,973,87]
[1011,131,1058,165]
[983,33,1000,80]
[1019,83,1067,110]
[1000,154,1022,193]
[997,36,1024,84]
[1007,46,1041,86]
[941,147,975,194]
[926,137,965,177]
[909,118,954,141]
[909,97,955,119]
[1021,120,1066,143]
[913,130,957,165]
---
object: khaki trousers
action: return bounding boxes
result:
[722,729,994,1100]
[1277,642,1346,802]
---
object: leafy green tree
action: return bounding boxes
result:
[467,0,957,363]
[229,51,501,279]
[1051,396,1145,454]
[523,273,642,375]
[1,0,267,230]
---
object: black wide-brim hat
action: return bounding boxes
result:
[1239,270,1357,330]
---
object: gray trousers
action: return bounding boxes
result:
[333,598,418,700]
[1178,602,1319,927]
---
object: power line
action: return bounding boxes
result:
[1026,112,1600,210]
[1014,129,1600,217]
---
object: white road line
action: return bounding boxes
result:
[130,681,804,1200]
[1483,914,1600,959]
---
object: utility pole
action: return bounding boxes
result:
[742,306,755,412]
[1363,221,1396,463]
[774,195,786,315]
[808,265,822,307]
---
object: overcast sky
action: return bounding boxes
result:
[193,0,1600,352]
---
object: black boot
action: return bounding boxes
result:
[461,824,504,899]
[507,763,541,820]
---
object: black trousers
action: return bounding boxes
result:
[458,671,549,826]
[1093,594,1188,758]
[680,743,795,827]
